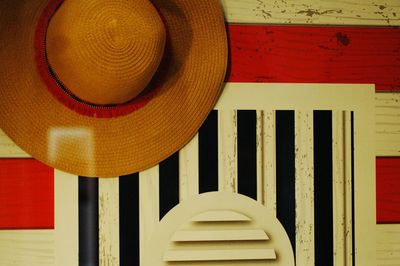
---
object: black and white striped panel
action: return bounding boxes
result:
[75,109,355,266]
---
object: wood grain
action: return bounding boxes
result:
[0,230,54,266]
[376,92,400,157]
[54,170,78,266]
[377,157,400,223]
[222,0,400,26]
[139,165,159,266]
[377,224,400,266]
[332,111,353,266]
[98,178,119,266]
[218,110,238,192]
[227,25,400,92]
[295,111,315,266]
[179,134,199,201]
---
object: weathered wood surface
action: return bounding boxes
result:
[376,92,400,157]
[221,0,400,26]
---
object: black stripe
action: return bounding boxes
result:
[199,110,218,193]
[351,112,356,266]
[275,110,296,254]
[313,111,333,266]
[79,177,99,266]
[159,152,180,219]
[237,110,257,200]
[119,174,140,266]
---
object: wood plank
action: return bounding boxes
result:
[54,170,78,266]
[377,157,400,223]
[98,178,119,266]
[0,130,30,158]
[0,230,54,266]
[139,165,159,266]
[0,159,54,229]
[222,0,400,26]
[218,110,238,192]
[164,249,276,261]
[376,92,400,156]
[179,134,199,201]
[227,25,400,91]
[377,224,400,266]
[171,229,269,242]
[295,111,315,266]
[261,110,277,214]
[332,111,353,266]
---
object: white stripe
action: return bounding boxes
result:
[55,170,79,266]
[218,110,238,192]
[98,178,119,266]
[221,0,400,26]
[179,134,199,201]
[139,165,159,266]
[332,111,354,266]
[295,110,315,266]
[262,110,277,214]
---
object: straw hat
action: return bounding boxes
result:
[0,0,227,177]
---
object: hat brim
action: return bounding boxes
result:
[0,0,227,177]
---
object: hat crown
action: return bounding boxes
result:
[46,0,166,105]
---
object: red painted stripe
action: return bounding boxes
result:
[0,159,54,229]
[377,157,400,224]
[227,25,400,91]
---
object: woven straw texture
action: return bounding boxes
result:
[0,0,228,177]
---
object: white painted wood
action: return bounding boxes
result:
[344,112,354,266]
[98,178,119,266]
[164,249,277,261]
[256,110,264,204]
[171,229,269,242]
[54,170,78,266]
[0,230,54,266]
[262,110,277,214]
[0,129,30,158]
[375,92,400,156]
[332,111,354,266]
[221,0,400,26]
[377,224,400,266]
[139,165,160,266]
[218,110,238,192]
[179,134,199,201]
[295,110,315,266]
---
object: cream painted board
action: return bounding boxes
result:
[295,111,315,266]
[179,134,199,201]
[376,92,400,156]
[171,229,269,242]
[377,224,400,266]
[221,0,400,25]
[98,178,119,266]
[0,230,54,266]
[54,170,79,266]
[0,130,29,157]
[332,111,354,266]
[164,249,277,262]
[139,165,160,266]
[218,110,238,192]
